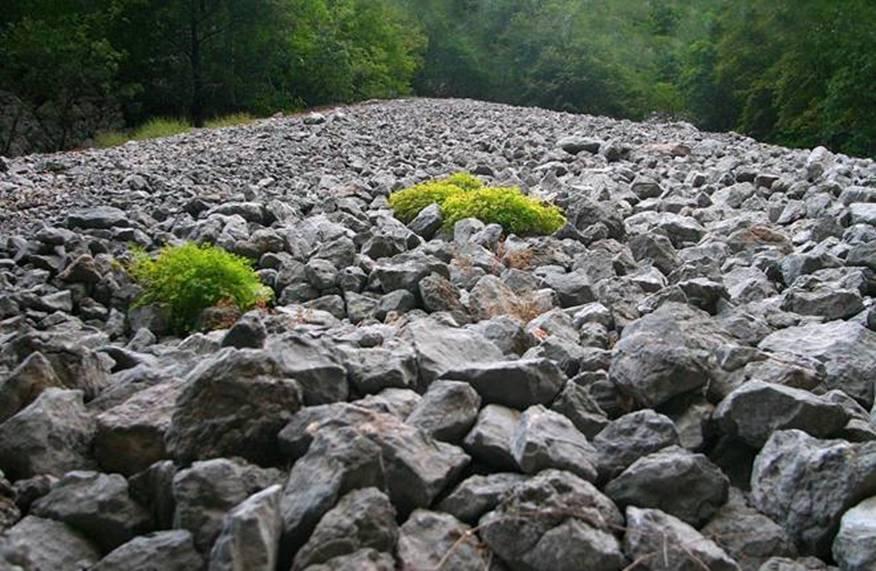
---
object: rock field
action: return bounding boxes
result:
[1,97,876,570]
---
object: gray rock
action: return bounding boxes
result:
[463,404,520,471]
[209,485,282,571]
[3,515,101,571]
[557,135,602,155]
[437,473,526,524]
[406,380,481,442]
[292,488,398,570]
[714,381,849,447]
[408,203,443,239]
[93,530,203,571]
[441,358,565,409]
[751,430,876,557]
[221,312,267,349]
[468,274,524,322]
[0,351,64,424]
[302,548,395,571]
[397,509,486,571]
[266,333,349,404]
[550,380,610,437]
[537,270,594,307]
[480,469,626,571]
[511,405,599,482]
[758,320,876,408]
[832,496,876,571]
[173,457,283,553]
[403,317,503,385]
[343,343,418,394]
[0,388,95,480]
[165,348,302,464]
[32,470,152,552]
[623,506,740,571]
[592,410,680,481]
[418,273,468,319]
[370,250,449,294]
[757,557,837,571]
[605,445,729,527]
[67,206,129,229]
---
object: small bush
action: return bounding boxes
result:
[443,187,565,235]
[129,242,271,333]
[205,113,255,129]
[389,172,565,235]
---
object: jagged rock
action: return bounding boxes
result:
[440,358,566,409]
[511,405,599,481]
[342,343,418,394]
[165,348,303,464]
[209,485,282,571]
[463,404,520,471]
[31,471,152,552]
[623,506,740,571]
[758,557,837,571]
[550,380,610,437]
[0,388,96,480]
[67,206,129,230]
[302,548,395,571]
[406,380,481,442]
[714,380,849,447]
[592,410,680,481]
[480,469,627,571]
[402,317,503,385]
[832,496,876,571]
[3,515,101,571]
[751,430,876,557]
[92,531,203,571]
[437,473,526,524]
[0,351,64,423]
[397,509,487,570]
[173,457,283,553]
[292,488,398,570]
[265,333,348,404]
[221,312,267,349]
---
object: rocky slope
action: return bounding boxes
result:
[1,98,876,570]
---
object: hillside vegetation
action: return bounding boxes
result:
[1,0,874,157]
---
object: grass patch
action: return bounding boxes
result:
[389,172,566,236]
[95,117,192,148]
[129,242,272,333]
[205,113,255,128]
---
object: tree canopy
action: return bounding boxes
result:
[2,0,874,157]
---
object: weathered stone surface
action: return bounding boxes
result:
[832,496,876,571]
[714,381,849,447]
[209,484,282,571]
[403,317,503,386]
[623,506,740,571]
[463,404,520,471]
[266,333,348,404]
[0,388,96,480]
[302,548,395,571]
[92,530,203,571]
[0,351,64,423]
[3,515,101,571]
[592,409,680,481]
[511,405,599,481]
[437,472,526,524]
[441,358,566,409]
[397,509,487,571]
[406,380,481,442]
[751,430,876,557]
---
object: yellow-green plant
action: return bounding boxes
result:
[389,172,566,235]
[95,117,192,148]
[205,113,255,129]
[129,242,271,333]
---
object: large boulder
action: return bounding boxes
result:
[750,430,876,557]
[165,348,303,465]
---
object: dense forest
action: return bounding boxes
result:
[2,0,874,157]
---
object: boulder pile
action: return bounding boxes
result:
[0,98,875,570]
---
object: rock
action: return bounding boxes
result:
[480,469,627,571]
[208,485,282,571]
[92,530,203,571]
[266,333,348,405]
[292,488,398,570]
[538,270,594,307]
[342,343,418,394]
[0,351,64,423]
[94,380,181,476]
[3,515,101,571]
[440,358,566,409]
[402,317,503,385]
[302,548,395,571]
[511,405,599,481]
[592,410,680,481]
[750,430,876,557]
[468,274,524,322]
[758,320,876,408]
[370,250,449,294]
[67,206,129,229]
[605,445,729,527]
[714,381,850,447]
[406,380,481,442]
[279,427,386,565]
[557,135,601,155]
[59,254,103,284]
[757,557,836,570]
[417,273,468,318]
[32,471,152,552]
[397,509,486,571]
[623,506,740,571]
[701,490,797,571]
[609,303,725,407]
[408,203,443,239]
[173,457,283,553]
[832,496,876,571]
[0,388,95,480]
[463,404,520,471]
[221,312,267,349]
[165,348,303,464]
[437,473,527,524]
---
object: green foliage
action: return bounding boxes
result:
[129,243,271,333]
[442,187,566,236]
[389,172,565,235]
[205,113,255,129]
[94,118,191,148]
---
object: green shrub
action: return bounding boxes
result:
[129,242,271,333]
[205,113,255,129]
[443,186,566,235]
[95,117,192,148]
[388,172,566,235]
